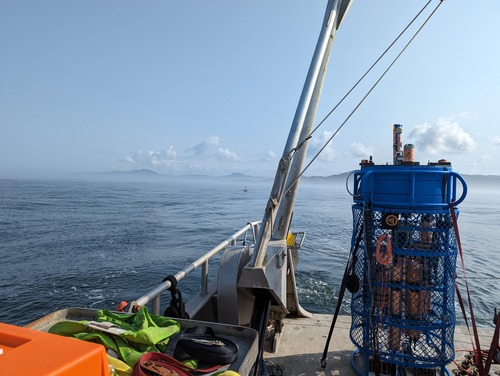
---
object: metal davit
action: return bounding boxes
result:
[347,126,467,376]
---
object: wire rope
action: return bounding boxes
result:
[308,0,434,140]
[285,0,445,195]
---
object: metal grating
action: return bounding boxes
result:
[349,205,457,369]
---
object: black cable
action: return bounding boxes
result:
[251,290,272,376]
[320,224,364,367]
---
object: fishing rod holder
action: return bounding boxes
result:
[347,164,467,376]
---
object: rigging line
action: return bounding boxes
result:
[309,0,434,140]
[456,276,500,281]
[285,0,445,195]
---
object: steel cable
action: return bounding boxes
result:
[286,0,445,195]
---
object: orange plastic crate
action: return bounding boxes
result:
[0,323,109,376]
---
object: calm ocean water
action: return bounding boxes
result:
[0,175,498,327]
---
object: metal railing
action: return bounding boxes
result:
[129,221,261,315]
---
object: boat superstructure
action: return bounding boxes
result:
[125,0,355,359]
[1,0,499,375]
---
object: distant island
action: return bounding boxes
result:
[102,169,159,176]
[86,169,500,186]
[91,169,350,181]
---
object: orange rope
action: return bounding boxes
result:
[375,233,393,265]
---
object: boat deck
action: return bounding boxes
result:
[265,314,499,376]
[19,309,498,376]
[265,314,355,375]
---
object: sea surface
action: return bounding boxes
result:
[0,175,499,328]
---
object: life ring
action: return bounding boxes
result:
[375,233,393,265]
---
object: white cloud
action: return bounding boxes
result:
[492,136,500,146]
[191,136,220,155]
[308,131,335,161]
[217,147,243,162]
[124,137,244,174]
[479,154,492,162]
[267,150,277,159]
[408,118,476,155]
[166,145,176,158]
[469,154,492,168]
[125,147,178,170]
[348,142,372,158]
[189,137,241,162]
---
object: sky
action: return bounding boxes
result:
[1,0,499,178]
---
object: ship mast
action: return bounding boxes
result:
[239,0,354,308]
[273,0,353,242]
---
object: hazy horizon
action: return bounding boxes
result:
[2,1,500,178]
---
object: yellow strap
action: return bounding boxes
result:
[107,354,133,376]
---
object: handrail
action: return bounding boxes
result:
[345,170,358,197]
[129,221,261,314]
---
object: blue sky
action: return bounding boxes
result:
[1,1,499,178]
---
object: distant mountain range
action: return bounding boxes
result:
[92,169,499,185]
[101,168,159,176]
[95,169,348,180]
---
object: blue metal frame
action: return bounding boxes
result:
[347,165,467,376]
[350,166,467,210]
